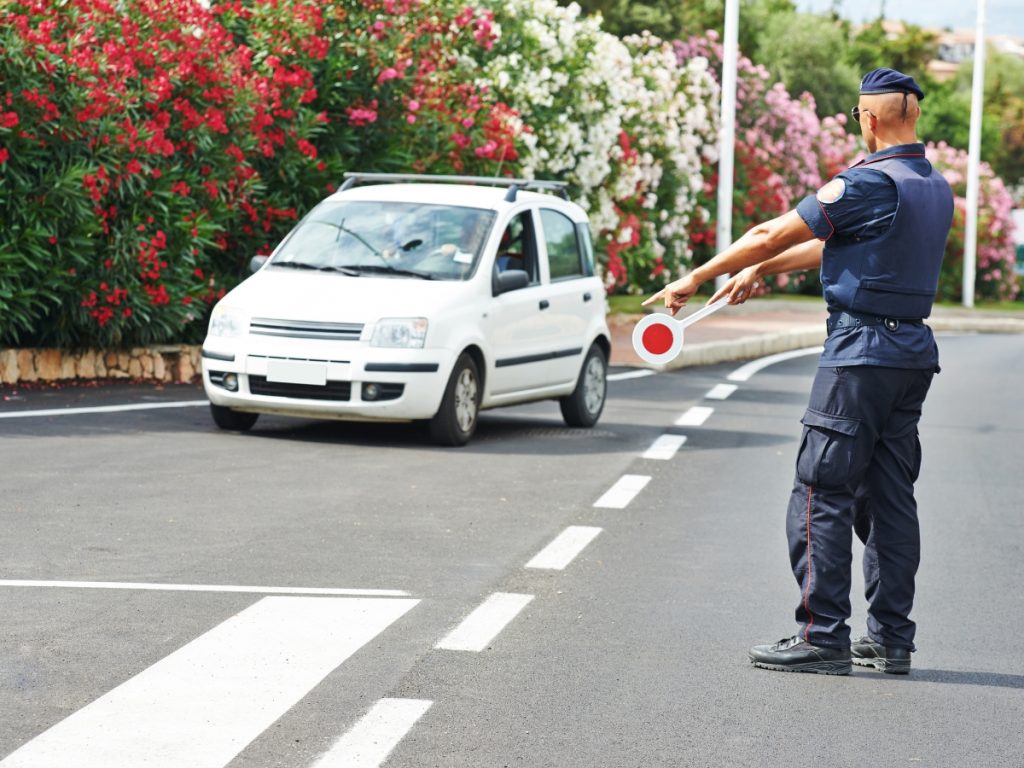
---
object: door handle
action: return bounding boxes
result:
[539,299,550,310]
[583,292,592,302]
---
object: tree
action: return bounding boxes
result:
[565,0,796,58]
[845,18,939,80]
[756,13,861,118]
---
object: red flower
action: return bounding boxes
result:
[0,147,11,164]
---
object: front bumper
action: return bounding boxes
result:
[201,335,455,422]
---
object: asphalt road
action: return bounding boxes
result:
[1,332,1022,767]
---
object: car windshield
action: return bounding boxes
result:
[269,200,496,281]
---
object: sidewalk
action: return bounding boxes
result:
[607,299,1024,370]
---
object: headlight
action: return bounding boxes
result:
[208,305,248,338]
[370,318,428,348]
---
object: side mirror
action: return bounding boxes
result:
[249,255,269,273]
[493,268,530,296]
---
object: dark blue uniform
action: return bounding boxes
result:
[788,143,954,651]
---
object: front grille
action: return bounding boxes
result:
[249,318,364,341]
[248,376,351,401]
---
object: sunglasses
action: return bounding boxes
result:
[850,106,877,121]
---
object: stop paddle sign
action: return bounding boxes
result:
[632,297,730,365]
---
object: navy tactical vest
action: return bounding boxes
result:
[821,154,953,319]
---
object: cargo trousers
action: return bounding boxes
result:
[786,364,935,650]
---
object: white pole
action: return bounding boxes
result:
[963,0,987,308]
[714,0,740,291]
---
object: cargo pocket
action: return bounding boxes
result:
[795,409,864,489]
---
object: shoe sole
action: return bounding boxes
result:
[750,659,851,675]
[851,656,910,674]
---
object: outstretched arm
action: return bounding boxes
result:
[642,210,817,314]
[709,239,824,304]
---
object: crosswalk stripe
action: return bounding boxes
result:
[312,698,432,768]
[0,596,418,768]
[435,593,534,652]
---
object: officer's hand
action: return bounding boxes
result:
[642,274,700,315]
[709,267,761,305]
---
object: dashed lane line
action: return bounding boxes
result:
[525,526,603,570]
[642,434,687,461]
[312,698,432,768]
[0,596,418,768]
[675,406,714,427]
[435,593,534,652]
[593,474,651,509]
[704,383,738,400]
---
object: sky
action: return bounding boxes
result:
[798,0,1024,38]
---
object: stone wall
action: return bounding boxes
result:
[0,345,202,385]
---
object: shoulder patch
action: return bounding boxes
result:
[816,178,847,205]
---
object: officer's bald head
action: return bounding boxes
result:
[861,92,921,126]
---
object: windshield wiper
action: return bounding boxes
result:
[271,261,361,276]
[346,264,439,280]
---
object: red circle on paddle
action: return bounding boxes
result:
[641,323,675,355]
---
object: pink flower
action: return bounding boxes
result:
[408,100,420,112]
[377,67,399,84]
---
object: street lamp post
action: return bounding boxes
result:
[963,0,987,308]
[714,0,740,291]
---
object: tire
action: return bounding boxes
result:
[210,403,259,432]
[429,353,481,446]
[560,344,607,428]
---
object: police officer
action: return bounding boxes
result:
[643,68,954,675]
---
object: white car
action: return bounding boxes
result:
[201,173,611,445]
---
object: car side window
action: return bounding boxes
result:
[495,211,540,285]
[540,209,583,281]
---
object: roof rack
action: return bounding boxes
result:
[339,172,569,202]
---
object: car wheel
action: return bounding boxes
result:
[429,353,481,446]
[210,403,259,432]
[560,343,607,428]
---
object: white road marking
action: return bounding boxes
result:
[607,369,656,382]
[0,596,418,768]
[0,400,209,419]
[435,592,534,652]
[705,383,738,400]
[675,406,714,427]
[593,474,651,509]
[0,579,409,597]
[312,698,432,768]
[727,347,821,382]
[642,434,687,460]
[525,526,603,570]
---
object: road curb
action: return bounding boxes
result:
[619,314,1024,372]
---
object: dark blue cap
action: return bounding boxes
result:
[859,67,925,101]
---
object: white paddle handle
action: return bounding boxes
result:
[675,297,730,330]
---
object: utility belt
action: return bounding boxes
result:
[826,310,924,335]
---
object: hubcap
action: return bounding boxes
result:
[582,355,605,414]
[453,367,478,432]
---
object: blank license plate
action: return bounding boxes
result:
[266,359,327,386]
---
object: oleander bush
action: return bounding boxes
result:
[0,1,1017,350]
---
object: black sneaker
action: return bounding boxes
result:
[851,636,911,674]
[749,635,852,675]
